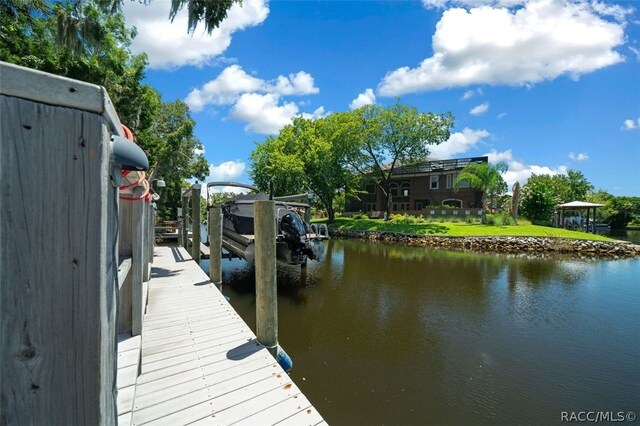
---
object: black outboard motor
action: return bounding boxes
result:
[280,212,306,247]
[278,212,307,264]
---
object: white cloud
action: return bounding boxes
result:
[429,127,490,158]
[622,117,640,130]
[123,0,269,69]
[470,102,490,115]
[422,0,525,8]
[349,88,377,110]
[569,152,589,161]
[485,149,568,188]
[497,112,507,119]
[461,88,483,100]
[185,65,264,109]
[301,106,329,121]
[272,72,319,96]
[379,0,626,96]
[231,93,299,134]
[207,160,246,181]
[185,65,319,112]
[590,1,635,22]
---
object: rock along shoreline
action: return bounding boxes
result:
[329,229,640,259]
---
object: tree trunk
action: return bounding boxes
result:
[481,193,487,224]
[327,204,335,224]
[386,193,392,220]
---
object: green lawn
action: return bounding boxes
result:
[313,217,614,241]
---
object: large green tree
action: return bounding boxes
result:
[588,191,640,229]
[140,101,208,220]
[250,116,360,222]
[519,170,595,224]
[520,174,560,223]
[1,0,156,135]
[1,1,208,220]
[551,170,594,203]
[343,103,454,216]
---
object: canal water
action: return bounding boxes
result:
[201,240,639,425]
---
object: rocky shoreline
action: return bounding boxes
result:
[329,229,640,259]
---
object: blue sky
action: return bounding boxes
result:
[122,0,640,196]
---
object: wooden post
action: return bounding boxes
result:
[131,187,145,336]
[1,72,117,424]
[191,184,201,264]
[149,205,155,262]
[209,206,223,284]
[181,195,188,248]
[118,200,133,334]
[142,202,150,282]
[254,201,278,353]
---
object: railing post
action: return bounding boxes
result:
[209,206,223,285]
[142,202,150,282]
[191,184,201,264]
[254,201,278,353]
[181,195,188,248]
[131,186,145,337]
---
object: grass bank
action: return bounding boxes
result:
[313,217,614,242]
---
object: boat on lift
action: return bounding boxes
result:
[207,182,328,266]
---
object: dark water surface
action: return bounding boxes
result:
[605,229,640,245]
[202,240,639,425]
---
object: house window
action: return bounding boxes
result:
[447,173,469,188]
[443,199,462,208]
[415,201,423,210]
[430,176,439,190]
[400,182,410,197]
[389,182,399,197]
[457,179,470,188]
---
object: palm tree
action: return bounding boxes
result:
[454,162,508,222]
[169,0,242,34]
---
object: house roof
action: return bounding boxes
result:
[392,156,488,176]
[556,201,605,208]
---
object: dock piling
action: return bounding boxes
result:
[254,200,294,371]
[209,206,223,285]
[191,184,201,264]
[254,200,278,353]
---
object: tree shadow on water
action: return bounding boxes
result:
[223,263,319,306]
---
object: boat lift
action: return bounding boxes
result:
[203,182,329,265]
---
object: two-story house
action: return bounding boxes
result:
[345,156,487,215]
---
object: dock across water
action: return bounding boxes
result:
[117,245,325,425]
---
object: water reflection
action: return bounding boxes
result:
[201,239,640,425]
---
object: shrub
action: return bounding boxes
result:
[352,213,368,220]
[389,213,428,225]
[486,214,515,226]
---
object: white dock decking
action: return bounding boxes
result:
[124,245,325,426]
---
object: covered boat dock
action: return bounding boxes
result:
[555,201,605,233]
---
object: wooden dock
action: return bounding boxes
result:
[122,245,325,425]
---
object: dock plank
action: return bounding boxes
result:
[130,246,324,426]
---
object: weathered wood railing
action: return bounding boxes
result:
[180,183,201,263]
[1,61,152,424]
